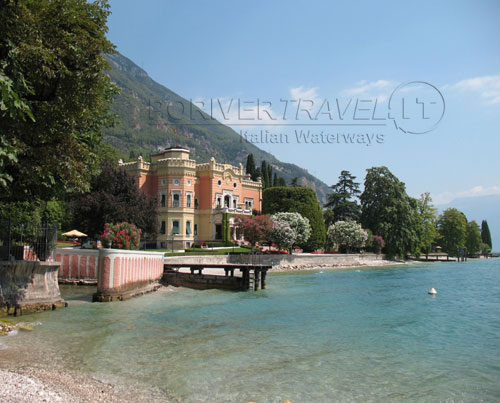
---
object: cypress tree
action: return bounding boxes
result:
[481,220,492,248]
[273,173,279,187]
[246,154,256,180]
[261,160,269,188]
[278,177,287,187]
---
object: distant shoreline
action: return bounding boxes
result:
[269,258,406,272]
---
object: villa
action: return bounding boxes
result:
[119,147,262,249]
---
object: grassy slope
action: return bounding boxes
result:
[104,53,330,204]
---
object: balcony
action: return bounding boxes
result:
[214,207,252,215]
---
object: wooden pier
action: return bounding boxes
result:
[409,254,455,262]
[163,263,272,291]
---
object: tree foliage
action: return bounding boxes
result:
[327,221,368,253]
[465,221,482,255]
[234,214,272,250]
[481,220,492,249]
[417,192,439,254]
[69,164,158,238]
[372,235,385,254]
[270,220,296,250]
[437,208,467,255]
[263,186,325,251]
[326,170,361,222]
[245,154,285,189]
[246,153,257,181]
[0,0,117,201]
[271,212,311,250]
[360,166,421,257]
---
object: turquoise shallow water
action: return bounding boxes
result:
[2,259,500,402]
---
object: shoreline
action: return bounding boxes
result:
[269,258,408,272]
[0,287,180,403]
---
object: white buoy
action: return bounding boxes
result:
[428,288,437,295]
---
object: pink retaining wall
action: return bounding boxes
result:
[94,249,164,301]
[55,248,164,300]
[96,249,164,291]
[55,249,99,282]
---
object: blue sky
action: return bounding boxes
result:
[107,0,500,205]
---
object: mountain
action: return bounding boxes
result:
[104,52,330,204]
[437,194,500,252]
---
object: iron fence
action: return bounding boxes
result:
[0,220,58,261]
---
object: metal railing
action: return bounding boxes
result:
[0,220,58,261]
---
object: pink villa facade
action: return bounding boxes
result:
[119,147,262,249]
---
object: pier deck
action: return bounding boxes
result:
[163,263,272,291]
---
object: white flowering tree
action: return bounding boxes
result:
[271,212,311,252]
[327,220,368,253]
[270,220,297,251]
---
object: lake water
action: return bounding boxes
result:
[1,259,500,402]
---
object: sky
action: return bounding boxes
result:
[106,0,500,205]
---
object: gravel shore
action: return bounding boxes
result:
[0,366,173,402]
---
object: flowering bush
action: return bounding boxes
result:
[100,222,142,250]
[327,220,368,253]
[234,214,272,251]
[270,220,297,250]
[372,235,385,254]
[271,212,311,246]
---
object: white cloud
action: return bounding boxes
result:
[290,86,320,103]
[433,185,500,205]
[340,79,398,103]
[444,75,500,104]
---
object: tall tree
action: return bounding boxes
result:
[278,177,287,187]
[326,170,361,222]
[417,192,439,254]
[246,153,256,180]
[437,208,467,256]
[263,186,325,251]
[466,221,482,255]
[273,172,279,187]
[1,0,117,202]
[481,220,492,249]
[261,160,270,188]
[70,165,158,238]
[360,166,421,257]
[267,163,273,187]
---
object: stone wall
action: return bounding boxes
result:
[93,249,165,302]
[0,261,66,316]
[54,248,99,284]
[164,253,388,268]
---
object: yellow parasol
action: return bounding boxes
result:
[61,229,88,237]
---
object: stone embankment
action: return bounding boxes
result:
[164,253,399,272]
[0,261,66,316]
